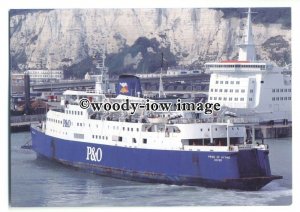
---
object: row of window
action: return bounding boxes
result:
[47,118,62,124]
[271,97,291,101]
[113,136,147,144]
[92,135,108,140]
[207,64,266,69]
[210,97,248,101]
[211,88,248,93]
[31,74,62,78]
[49,128,67,135]
[216,80,240,85]
[66,110,83,115]
[272,88,291,93]
[47,117,142,132]
[29,71,63,74]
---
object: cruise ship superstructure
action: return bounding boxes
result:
[205,8,291,123]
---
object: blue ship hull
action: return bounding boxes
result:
[31,127,282,190]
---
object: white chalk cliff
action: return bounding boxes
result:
[10,8,291,71]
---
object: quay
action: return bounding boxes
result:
[259,123,292,139]
[10,114,46,132]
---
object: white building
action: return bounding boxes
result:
[27,69,64,82]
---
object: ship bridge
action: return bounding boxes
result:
[205,61,274,73]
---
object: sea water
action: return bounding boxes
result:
[10,132,292,206]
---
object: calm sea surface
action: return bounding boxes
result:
[10,132,292,206]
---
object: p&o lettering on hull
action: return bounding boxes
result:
[86,146,102,162]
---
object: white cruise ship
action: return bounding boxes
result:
[205,8,291,124]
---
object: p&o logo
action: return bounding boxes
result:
[86,146,102,162]
[119,82,129,94]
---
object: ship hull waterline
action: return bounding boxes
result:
[31,127,282,191]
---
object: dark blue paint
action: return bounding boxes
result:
[31,127,281,190]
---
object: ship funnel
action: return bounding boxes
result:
[238,8,257,61]
[116,75,143,97]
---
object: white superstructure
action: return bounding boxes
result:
[205,8,291,123]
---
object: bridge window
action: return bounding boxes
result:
[230,81,234,84]
[240,98,244,101]
[216,81,219,84]
[236,81,240,84]
[241,89,245,93]
[234,97,238,101]
[224,89,228,92]
[225,81,228,84]
[132,138,137,143]
[249,98,253,101]
[219,89,222,92]
[229,97,232,101]
[229,89,233,93]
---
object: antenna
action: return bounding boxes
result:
[237,8,257,62]
[158,53,166,98]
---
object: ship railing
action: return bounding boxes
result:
[172,117,229,124]
[237,143,268,150]
[86,89,96,93]
[236,144,254,149]
[183,145,230,152]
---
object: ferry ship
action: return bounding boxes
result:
[31,9,283,191]
[206,8,291,124]
[31,75,282,191]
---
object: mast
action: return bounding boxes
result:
[158,53,166,98]
[94,46,109,94]
[238,8,256,62]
